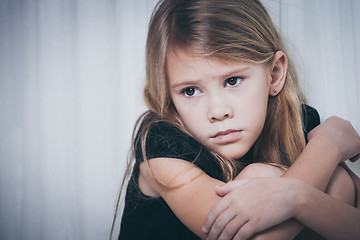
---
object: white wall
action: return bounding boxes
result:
[0,0,359,239]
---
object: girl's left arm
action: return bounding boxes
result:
[203,116,360,239]
[205,174,360,240]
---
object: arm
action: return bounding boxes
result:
[203,117,360,239]
[203,164,356,240]
[293,177,360,240]
[139,157,225,239]
[258,117,360,239]
[254,117,360,239]
[282,116,359,188]
[140,158,303,240]
[254,165,357,240]
[140,117,359,239]
[342,163,360,207]
[205,175,360,240]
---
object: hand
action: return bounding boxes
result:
[307,116,360,163]
[202,178,303,240]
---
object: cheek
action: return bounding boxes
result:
[242,82,269,111]
[241,90,268,133]
[178,108,203,131]
[173,101,207,140]
[172,99,200,127]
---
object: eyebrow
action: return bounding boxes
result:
[170,80,199,89]
[222,67,250,80]
[170,67,250,89]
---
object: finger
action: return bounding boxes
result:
[215,185,231,197]
[207,210,237,240]
[202,197,232,233]
[217,215,247,240]
[215,180,249,196]
[233,221,256,240]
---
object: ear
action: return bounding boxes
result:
[269,51,288,96]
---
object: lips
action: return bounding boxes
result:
[211,129,242,144]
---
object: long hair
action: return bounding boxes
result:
[111,0,307,237]
[145,0,306,167]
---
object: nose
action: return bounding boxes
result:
[207,95,234,123]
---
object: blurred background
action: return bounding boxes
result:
[0,0,359,239]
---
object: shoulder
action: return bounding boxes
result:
[302,104,320,138]
[135,119,205,162]
[134,113,223,177]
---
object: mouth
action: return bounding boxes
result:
[211,129,242,144]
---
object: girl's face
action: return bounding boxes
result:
[167,50,273,160]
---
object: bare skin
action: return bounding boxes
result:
[203,164,356,240]
[139,50,360,239]
[139,117,360,239]
[203,117,360,240]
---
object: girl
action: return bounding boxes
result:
[115,0,360,239]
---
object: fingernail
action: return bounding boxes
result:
[202,225,208,233]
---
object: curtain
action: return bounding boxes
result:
[0,0,359,239]
[264,0,360,173]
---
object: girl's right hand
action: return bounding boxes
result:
[307,116,360,163]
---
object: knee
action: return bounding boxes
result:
[236,163,285,179]
[326,166,355,206]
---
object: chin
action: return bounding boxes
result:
[220,148,249,161]
[228,153,247,161]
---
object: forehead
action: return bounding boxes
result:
[166,49,263,83]
[166,49,222,73]
[166,48,243,68]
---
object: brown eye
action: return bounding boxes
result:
[185,88,195,95]
[225,77,242,86]
[182,87,199,96]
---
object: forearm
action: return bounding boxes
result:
[239,138,343,240]
[251,176,360,240]
[294,180,360,239]
[239,141,352,240]
[250,219,303,240]
[202,117,360,239]
[282,136,341,190]
[234,164,305,240]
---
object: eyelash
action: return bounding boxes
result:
[180,76,244,97]
[225,76,243,87]
[181,87,200,97]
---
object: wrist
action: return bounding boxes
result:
[292,179,311,220]
[308,134,343,163]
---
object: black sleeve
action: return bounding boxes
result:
[134,121,224,180]
[302,104,321,141]
[133,105,320,180]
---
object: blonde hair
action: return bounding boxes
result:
[111,0,307,237]
[144,0,306,168]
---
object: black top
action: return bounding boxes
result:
[119,105,321,240]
